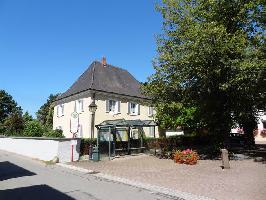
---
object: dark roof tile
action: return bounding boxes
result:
[57,61,147,100]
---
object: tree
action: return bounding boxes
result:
[23,120,44,137]
[0,90,23,134]
[143,0,265,146]
[3,112,24,136]
[36,94,59,127]
[23,111,33,123]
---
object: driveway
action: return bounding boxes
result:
[0,150,177,200]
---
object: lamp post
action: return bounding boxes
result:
[89,99,97,160]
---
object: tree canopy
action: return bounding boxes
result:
[0,90,23,134]
[143,0,265,145]
[36,93,59,127]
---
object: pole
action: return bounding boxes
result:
[71,131,74,162]
[109,127,111,160]
[89,111,95,160]
[127,127,131,155]
[153,126,156,156]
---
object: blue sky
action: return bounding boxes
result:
[0,0,162,117]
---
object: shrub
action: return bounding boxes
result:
[43,128,64,138]
[260,130,266,138]
[80,138,97,156]
[23,120,44,137]
[173,149,199,165]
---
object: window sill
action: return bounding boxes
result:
[108,111,121,115]
[129,113,138,116]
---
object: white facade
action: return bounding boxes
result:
[53,92,158,138]
[231,113,266,142]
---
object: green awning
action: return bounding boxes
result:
[95,119,157,129]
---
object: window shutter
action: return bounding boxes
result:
[138,104,140,115]
[118,101,121,113]
[62,104,64,116]
[127,102,130,114]
[148,107,153,116]
[81,99,84,112]
[74,101,77,112]
[106,100,110,112]
[57,106,59,117]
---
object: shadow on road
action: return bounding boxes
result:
[0,185,75,200]
[0,161,36,181]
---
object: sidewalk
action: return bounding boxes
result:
[69,155,266,200]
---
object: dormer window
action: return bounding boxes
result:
[57,104,64,117]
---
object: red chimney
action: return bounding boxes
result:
[102,57,107,66]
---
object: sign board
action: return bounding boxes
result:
[70,112,79,134]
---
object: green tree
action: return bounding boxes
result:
[0,90,23,134]
[23,111,33,123]
[3,112,24,136]
[36,94,59,127]
[143,0,265,146]
[23,120,44,137]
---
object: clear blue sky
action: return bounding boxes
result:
[0,0,162,117]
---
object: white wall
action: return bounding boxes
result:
[53,93,159,138]
[0,137,81,163]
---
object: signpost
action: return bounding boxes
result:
[70,112,79,162]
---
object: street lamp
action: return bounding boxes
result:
[89,99,97,160]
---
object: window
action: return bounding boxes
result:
[106,100,120,114]
[75,99,84,113]
[149,126,155,137]
[57,104,64,117]
[148,106,154,116]
[128,102,140,115]
[56,126,63,130]
[130,103,137,114]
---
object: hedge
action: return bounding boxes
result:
[80,134,221,158]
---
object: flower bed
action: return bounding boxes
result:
[260,130,266,138]
[173,149,199,165]
[253,129,258,137]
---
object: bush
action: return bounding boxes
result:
[173,149,199,165]
[143,134,221,159]
[80,138,97,156]
[43,128,64,138]
[23,120,44,137]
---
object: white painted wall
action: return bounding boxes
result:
[53,93,159,138]
[0,137,81,163]
[166,130,184,137]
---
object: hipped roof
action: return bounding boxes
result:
[57,61,148,100]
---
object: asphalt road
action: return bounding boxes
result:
[0,150,176,200]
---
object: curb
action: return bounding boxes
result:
[57,163,214,200]
[56,163,95,174]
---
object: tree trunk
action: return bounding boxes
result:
[242,118,256,148]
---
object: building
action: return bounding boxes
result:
[53,58,158,139]
[231,112,266,143]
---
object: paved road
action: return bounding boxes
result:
[0,150,177,200]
